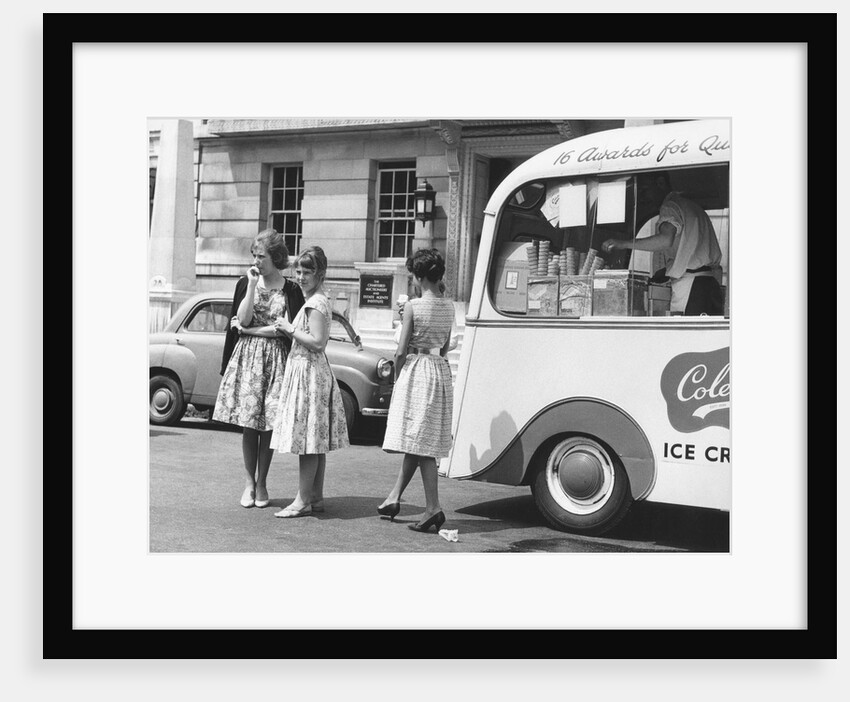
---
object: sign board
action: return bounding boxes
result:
[359,274,394,308]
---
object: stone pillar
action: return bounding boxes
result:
[430,120,463,301]
[149,119,196,330]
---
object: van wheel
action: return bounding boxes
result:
[150,375,185,426]
[531,436,632,535]
[340,388,356,436]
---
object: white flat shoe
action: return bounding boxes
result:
[240,487,255,508]
[274,504,312,518]
[255,487,270,508]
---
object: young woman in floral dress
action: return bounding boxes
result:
[270,246,349,518]
[213,229,304,509]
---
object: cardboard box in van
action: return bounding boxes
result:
[559,275,593,317]
[527,276,559,316]
[492,241,531,313]
[592,270,649,316]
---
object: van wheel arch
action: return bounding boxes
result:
[518,398,656,501]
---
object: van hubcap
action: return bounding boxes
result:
[546,437,615,515]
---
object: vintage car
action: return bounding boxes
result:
[149,291,394,435]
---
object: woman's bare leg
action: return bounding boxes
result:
[419,457,442,517]
[380,454,419,507]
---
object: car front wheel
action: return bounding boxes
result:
[150,374,186,426]
[340,388,356,437]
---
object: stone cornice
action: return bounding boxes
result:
[206,118,429,136]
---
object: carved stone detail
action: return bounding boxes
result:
[553,121,575,140]
[430,120,463,146]
[443,143,463,300]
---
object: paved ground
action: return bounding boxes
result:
[149,417,729,553]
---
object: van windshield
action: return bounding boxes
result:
[488,164,729,318]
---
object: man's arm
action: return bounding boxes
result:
[602,222,676,253]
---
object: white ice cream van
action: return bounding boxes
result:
[441,119,731,535]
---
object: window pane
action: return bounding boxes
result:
[272,189,283,210]
[284,190,296,211]
[380,172,392,192]
[272,168,284,188]
[378,237,391,258]
[272,213,283,232]
[393,236,406,257]
[185,303,229,333]
[394,171,408,192]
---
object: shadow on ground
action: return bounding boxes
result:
[454,494,729,552]
[151,416,385,445]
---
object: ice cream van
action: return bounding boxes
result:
[441,119,731,535]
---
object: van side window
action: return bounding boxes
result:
[488,165,729,318]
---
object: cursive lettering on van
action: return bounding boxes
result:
[553,150,576,165]
[656,139,690,163]
[676,363,730,403]
[577,143,653,163]
[698,134,730,157]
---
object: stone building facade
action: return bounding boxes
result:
[148,117,635,336]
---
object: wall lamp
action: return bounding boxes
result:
[413,178,436,225]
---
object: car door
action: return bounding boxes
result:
[176,299,231,406]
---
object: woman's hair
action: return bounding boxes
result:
[407,248,445,283]
[294,245,328,280]
[253,228,290,269]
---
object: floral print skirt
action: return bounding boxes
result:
[271,355,349,455]
[213,335,286,431]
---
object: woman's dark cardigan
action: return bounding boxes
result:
[219,276,306,375]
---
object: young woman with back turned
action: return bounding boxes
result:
[378,248,455,533]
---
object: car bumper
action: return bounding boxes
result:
[360,382,394,418]
[361,408,389,417]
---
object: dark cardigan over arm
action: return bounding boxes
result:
[219,277,305,376]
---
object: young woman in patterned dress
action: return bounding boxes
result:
[213,229,304,509]
[270,246,350,518]
[378,249,455,533]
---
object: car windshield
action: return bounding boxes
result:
[329,313,360,344]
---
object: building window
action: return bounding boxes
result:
[149,167,156,226]
[269,165,304,256]
[376,161,417,259]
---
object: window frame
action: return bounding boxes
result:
[374,160,417,261]
[487,164,730,320]
[268,164,305,257]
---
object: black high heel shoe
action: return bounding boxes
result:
[377,502,401,521]
[408,511,446,533]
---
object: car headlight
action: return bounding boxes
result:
[376,358,393,379]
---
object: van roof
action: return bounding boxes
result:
[486,119,730,214]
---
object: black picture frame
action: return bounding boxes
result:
[47,13,836,658]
